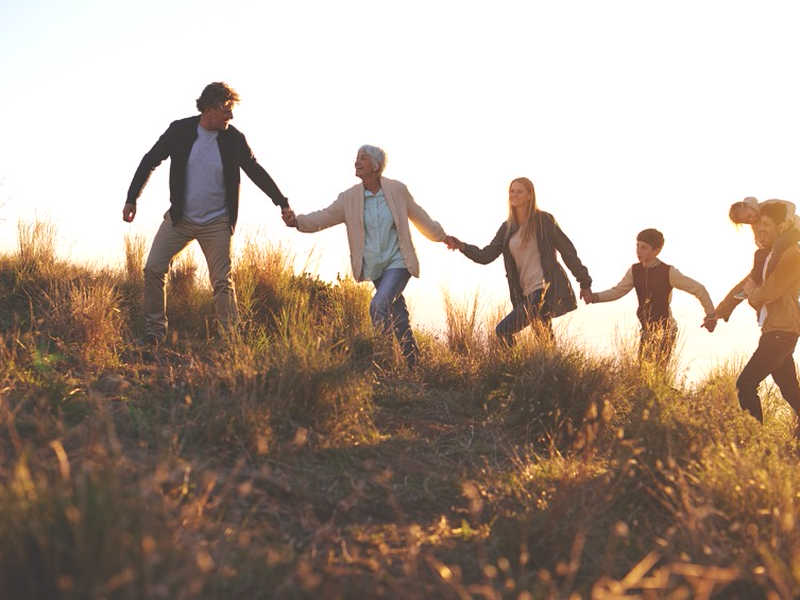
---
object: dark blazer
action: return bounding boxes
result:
[126,116,288,231]
[460,211,592,319]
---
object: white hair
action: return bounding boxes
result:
[359,145,387,175]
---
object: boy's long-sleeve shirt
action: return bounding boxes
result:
[595,262,715,316]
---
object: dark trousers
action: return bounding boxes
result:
[638,319,677,366]
[495,288,554,346]
[737,330,800,423]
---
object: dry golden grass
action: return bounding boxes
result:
[17,219,56,269]
[123,233,146,284]
[2,221,800,598]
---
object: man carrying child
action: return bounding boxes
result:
[712,203,800,423]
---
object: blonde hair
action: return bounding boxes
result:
[507,177,538,243]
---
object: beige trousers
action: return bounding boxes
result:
[143,214,237,338]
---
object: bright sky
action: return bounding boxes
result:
[3,0,800,382]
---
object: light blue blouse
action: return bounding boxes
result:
[361,188,406,281]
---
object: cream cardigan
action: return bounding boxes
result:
[296,177,446,281]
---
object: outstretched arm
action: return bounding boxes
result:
[294,195,347,233]
[406,188,446,242]
[669,267,718,331]
[591,267,634,303]
[715,275,750,321]
[550,217,592,291]
[239,134,289,209]
[669,267,715,315]
[716,249,767,320]
[459,223,506,265]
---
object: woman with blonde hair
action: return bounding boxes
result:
[445,177,593,345]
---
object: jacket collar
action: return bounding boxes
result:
[380,177,402,225]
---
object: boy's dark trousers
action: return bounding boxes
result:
[736,330,800,423]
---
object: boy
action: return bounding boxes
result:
[712,203,800,423]
[587,228,716,365]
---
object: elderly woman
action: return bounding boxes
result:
[445,177,593,345]
[282,145,449,367]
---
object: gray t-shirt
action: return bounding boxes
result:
[183,125,227,224]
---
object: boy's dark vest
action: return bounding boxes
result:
[632,262,672,326]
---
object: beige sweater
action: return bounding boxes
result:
[296,177,446,281]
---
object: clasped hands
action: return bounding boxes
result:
[701,314,718,332]
[281,207,297,228]
[443,235,464,251]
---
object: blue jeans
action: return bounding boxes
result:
[371,268,418,367]
[495,288,553,346]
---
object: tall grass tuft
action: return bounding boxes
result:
[168,249,198,299]
[123,233,146,284]
[326,274,372,341]
[234,240,295,329]
[17,219,56,271]
[165,249,213,338]
[443,291,482,356]
[40,275,123,366]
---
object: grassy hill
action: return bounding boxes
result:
[1,222,799,599]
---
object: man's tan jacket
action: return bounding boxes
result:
[296,177,445,281]
[716,245,800,335]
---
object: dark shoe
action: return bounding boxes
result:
[140,334,164,347]
[136,334,164,360]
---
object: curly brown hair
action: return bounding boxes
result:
[196,82,240,112]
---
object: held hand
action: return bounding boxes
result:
[701,315,718,332]
[122,203,136,223]
[281,207,297,228]
[579,288,594,304]
[443,235,463,251]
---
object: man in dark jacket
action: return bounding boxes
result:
[123,82,289,344]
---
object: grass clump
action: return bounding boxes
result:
[3,220,800,597]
